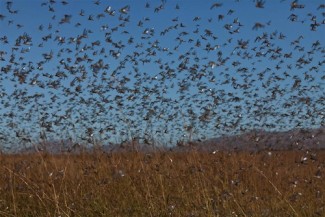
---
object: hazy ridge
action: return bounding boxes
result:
[11,127,325,154]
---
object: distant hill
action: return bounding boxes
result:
[173,127,325,152]
[12,127,325,154]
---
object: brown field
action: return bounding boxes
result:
[0,150,324,217]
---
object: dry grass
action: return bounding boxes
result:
[0,149,324,216]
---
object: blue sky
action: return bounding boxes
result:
[0,0,324,149]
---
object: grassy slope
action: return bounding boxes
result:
[0,150,324,217]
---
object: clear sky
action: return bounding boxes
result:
[0,0,324,150]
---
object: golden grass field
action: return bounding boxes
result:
[0,150,324,217]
